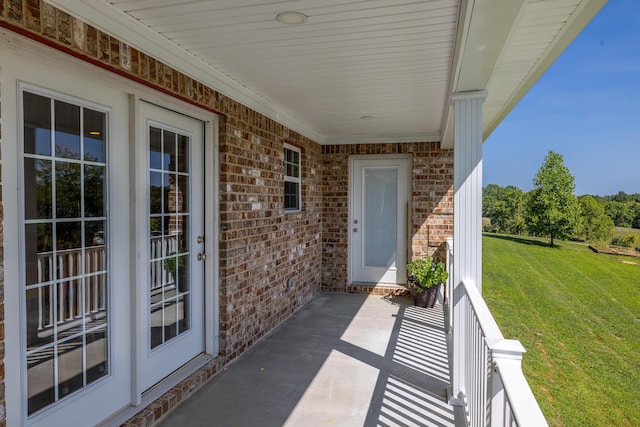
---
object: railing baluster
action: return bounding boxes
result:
[455,279,547,427]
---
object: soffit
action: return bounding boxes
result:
[48,0,606,146]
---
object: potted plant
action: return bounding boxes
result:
[406,256,448,308]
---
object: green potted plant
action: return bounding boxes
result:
[406,256,448,308]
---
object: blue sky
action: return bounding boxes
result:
[483,0,640,196]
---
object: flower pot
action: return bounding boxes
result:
[410,284,441,308]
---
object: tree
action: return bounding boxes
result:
[525,151,581,246]
[579,195,614,244]
[485,185,526,234]
[483,184,502,218]
[604,201,634,228]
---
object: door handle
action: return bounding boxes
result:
[353,228,358,233]
[197,252,206,261]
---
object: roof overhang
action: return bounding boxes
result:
[47,0,606,147]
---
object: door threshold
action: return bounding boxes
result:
[96,354,215,426]
[350,282,406,288]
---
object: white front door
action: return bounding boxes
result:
[350,156,410,284]
[135,101,206,392]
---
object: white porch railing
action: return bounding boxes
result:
[453,278,548,427]
[34,235,178,336]
[35,246,107,336]
[150,234,178,291]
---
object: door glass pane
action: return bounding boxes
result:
[22,91,109,416]
[23,91,52,156]
[24,158,52,220]
[54,100,81,160]
[363,168,398,268]
[149,126,191,350]
[84,108,106,163]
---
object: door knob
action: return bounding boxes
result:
[197,252,206,261]
[197,235,204,244]
[353,219,359,224]
[353,228,358,233]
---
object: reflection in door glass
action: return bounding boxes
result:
[22,91,109,415]
[149,126,191,349]
[363,168,398,268]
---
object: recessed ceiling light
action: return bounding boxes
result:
[360,115,375,120]
[276,12,308,25]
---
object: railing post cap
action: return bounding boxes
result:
[490,339,526,360]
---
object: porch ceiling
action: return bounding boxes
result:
[50,0,605,147]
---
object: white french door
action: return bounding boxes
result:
[4,38,217,426]
[135,101,206,392]
[351,157,409,284]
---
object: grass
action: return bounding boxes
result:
[483,233,640,427]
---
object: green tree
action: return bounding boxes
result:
[604,201,634,228]
[579,195,614,244]
[525,151,581,246]
[483,184,502,217]
[485,185,526,234]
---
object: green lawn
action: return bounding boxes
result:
[483,234,640,427]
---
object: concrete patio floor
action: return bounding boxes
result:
[157,293,465,426]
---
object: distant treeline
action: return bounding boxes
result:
[483,185,640,247]
[590,191,640,229]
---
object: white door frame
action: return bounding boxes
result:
[129,95,219,404]
[2,32,220,425]
[349,154,411,285]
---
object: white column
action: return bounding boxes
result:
[450,90,487,405]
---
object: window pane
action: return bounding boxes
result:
[85,328,108,385]
[84,165,105,217]
[85,221,106,248]
[54,100,81,160]
[25,223,53,286]
[23,92,52,156]
[177,134,189,173]
[149,171,164,214]
[285,181,299,210]
[84,109,106,162]
[175,175,188,214]
[24,158,52,220]
[25,284,54,348]
[57,336,84,399]
[163,130,177,171]
[28,346,56,414]
[55,161,81,218]
[149,127,163,170]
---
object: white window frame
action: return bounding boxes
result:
[284,143,302,213]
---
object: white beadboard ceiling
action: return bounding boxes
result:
[50,0,606,146]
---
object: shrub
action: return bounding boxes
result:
[611,234,637,248]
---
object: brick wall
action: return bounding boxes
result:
[218,120,322,360]
[321,142,453,293]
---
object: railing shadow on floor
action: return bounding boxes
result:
[359,296,461,427]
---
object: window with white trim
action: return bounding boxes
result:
[284,143,301,212]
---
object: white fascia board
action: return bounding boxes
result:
[47,0,325,144]
[440,0,473,150]
[482,0,608,140]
